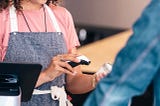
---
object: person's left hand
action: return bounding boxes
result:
[95,70,108,82]
[95,63,112,82]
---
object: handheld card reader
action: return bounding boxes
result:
[67,55,91,67]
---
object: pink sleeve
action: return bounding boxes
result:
[62,8,80,52]
[0,10,10,61]
[0,13,3,60]
[0,11,5,47]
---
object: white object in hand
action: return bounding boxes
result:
[96,63,112,75]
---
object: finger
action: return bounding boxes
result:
[96,73,105,81]
[102,72,108,76]
[58,60,77,74]
[58,66,77,75]
[58,54,80,63]
[100,72,108,78]
[51,56,75,72]
[52,54,79,74]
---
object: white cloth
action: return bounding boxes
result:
[33,86,72,106]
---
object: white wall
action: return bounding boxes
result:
[65,0,151,29]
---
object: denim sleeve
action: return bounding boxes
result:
[84,0,160,106]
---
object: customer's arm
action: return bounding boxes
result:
[84,0,160,106]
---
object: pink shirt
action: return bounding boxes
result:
[0,5,80,60]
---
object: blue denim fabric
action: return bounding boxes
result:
[84,0,160,106]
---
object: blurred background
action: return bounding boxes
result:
[62,0,153,106]
[64,0,150,45]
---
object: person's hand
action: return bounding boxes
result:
[95,63,112,82]
[43,54,80,81]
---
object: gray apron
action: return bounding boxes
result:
[4,5,68,106]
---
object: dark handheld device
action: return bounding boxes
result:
[67,55,91,67]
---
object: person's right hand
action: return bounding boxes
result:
[43,53,80,81]
[35,53,80,87]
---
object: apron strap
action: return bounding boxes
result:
[33,86,72,106]
[9,4,61,32]
[9,5,18,32]
[44,4,61,32]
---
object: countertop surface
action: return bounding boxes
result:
[78,30,133,73]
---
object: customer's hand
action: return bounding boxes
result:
[95,63,112,82]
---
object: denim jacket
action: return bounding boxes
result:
[84,0,160,106]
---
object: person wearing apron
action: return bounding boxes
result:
[5,3,71,106]
[0,0,110,106]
